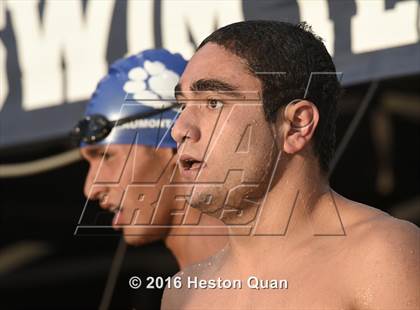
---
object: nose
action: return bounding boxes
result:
[83,164,107,201]
[171,107,201,145]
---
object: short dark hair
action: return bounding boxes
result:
[198,20,341,173]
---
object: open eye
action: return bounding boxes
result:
[175,101,186,112]
[207,99,224,110]
[99,151,113,161]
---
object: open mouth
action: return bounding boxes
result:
[179,154,204,171]
[96,202,124,229]
[98,200,122,214]
[109,206,122,214]
[109,206,123,229]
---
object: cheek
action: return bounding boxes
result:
[132,154,171,184]
[126,159,169,206]
[96,155,131,184]
[94,164,117,183]
[224,117,278,173]
[117,164,133,188]
[132,165,159,187]
[253,123,279,158]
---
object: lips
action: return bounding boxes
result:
[111,210,124,229]
[178,154,206,179]
[99,202,123,230]
[99,201,121,213]
[179,154,205,170]
[109,205,122,214]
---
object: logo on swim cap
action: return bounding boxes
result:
[81,49,187,148]
[123,60,180,111]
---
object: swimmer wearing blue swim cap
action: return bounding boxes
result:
[75,49,227,269]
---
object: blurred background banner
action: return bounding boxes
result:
[1,0,419,148]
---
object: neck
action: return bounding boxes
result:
[165,205,228,269]
[161,185,190,269]
[164,226,187,268]
[226,155,330,264]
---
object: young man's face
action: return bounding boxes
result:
[172,43,281,221]
[81,144,175,245]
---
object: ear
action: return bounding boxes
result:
[281,100,319,154]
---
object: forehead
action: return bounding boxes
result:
[80,144,119,157]
[80,144,168,158]
[180,43,260,93]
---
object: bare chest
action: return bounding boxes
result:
[179,264,350,310]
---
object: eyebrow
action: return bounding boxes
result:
[174,79,244,99]
[84,146,106,158]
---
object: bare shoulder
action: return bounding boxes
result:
[352,209,419,271]
[338,195,419,252]
[338,194,419,265]
[332,191,418,241]
[336,195,420,309]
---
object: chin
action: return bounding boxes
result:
[189,181,267,225]
[123,231,164,246]
[188,190,225,215]
[190,181,258,210]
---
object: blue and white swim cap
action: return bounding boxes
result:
[82,49,187,148]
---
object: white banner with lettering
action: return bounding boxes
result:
[0,0,419,148]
